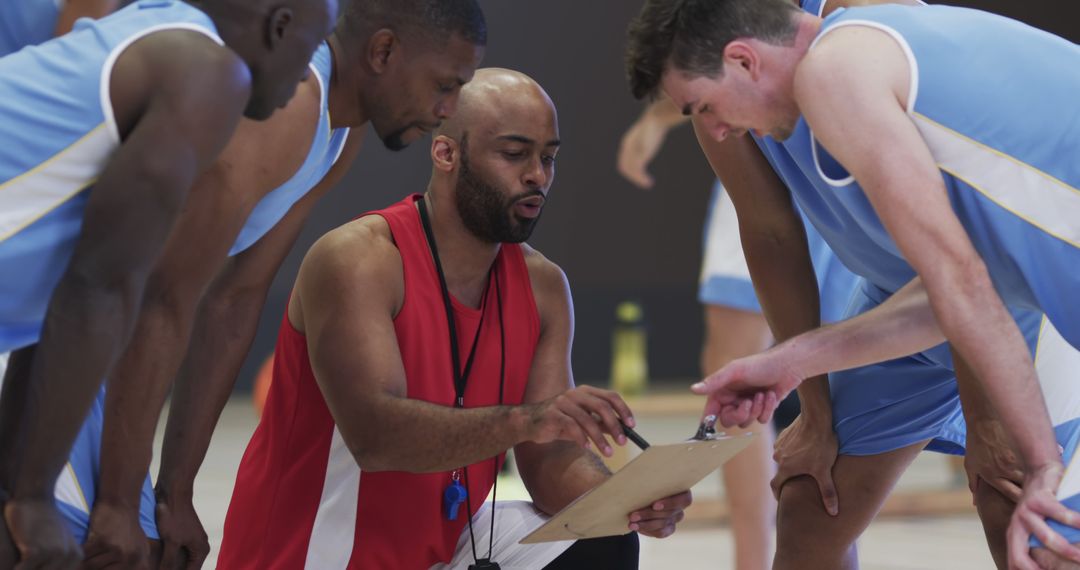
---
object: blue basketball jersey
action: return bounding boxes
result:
[0,0,221,353]
[792,5,1080,346]
[0,0,63,56]
[229,42,350,255]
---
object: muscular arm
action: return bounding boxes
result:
[769,277,942,378]
[513,250,610,516]
[9,32,251,501]
[155,130,363,500]
[297,219,540,472]
[94,92,322,517]
[796,27,1059,470]
[53,0,121,37]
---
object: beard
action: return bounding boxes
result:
[455,144,542,244]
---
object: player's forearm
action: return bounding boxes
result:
[925,261,1059,469]
[339,397,536,473]
[156,287,266,497]
[515,441,610,516]
[641,96,689,131]
[776,277,945,378]
[11,269,145,498]
[97,294,200,509]
[741,229,832,418]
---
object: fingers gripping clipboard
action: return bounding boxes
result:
[520,433,754,544]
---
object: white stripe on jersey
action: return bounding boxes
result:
[0,124,112,243]
[304,427,361,569]
[914,114,1080,249]
[55,462,90,513]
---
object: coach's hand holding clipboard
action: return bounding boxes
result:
[520,416,755,543]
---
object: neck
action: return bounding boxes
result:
[326,32,371,129]
[778,15,824,102]
[421,188,501,309]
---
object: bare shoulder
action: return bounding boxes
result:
[109,29,249,140]
[296,216,403,313]
[795,24,909,105]
[519,244,572,332]
[520,244,570,298]
[302,216,400,283]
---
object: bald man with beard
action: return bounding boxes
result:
[216,68,693,569]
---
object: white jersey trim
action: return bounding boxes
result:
[808,19,920,188]
[304,427,360,569]
[99,22,224,144]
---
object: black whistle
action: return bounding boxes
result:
[468,560,501,569]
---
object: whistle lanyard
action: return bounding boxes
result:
[417,195,506,565]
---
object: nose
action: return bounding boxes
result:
[435,92,461,120]
[522,157,548,190]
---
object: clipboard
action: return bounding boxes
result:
[520,433,755,544]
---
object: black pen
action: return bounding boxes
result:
[622,423,650,450]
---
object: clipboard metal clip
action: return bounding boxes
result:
[691,414,720,441]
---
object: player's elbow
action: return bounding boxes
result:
[345,436,396,472]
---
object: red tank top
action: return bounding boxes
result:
[218,195,540,569]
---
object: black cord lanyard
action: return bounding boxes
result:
[417,196,506,567]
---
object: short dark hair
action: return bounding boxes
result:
[342,0,487,46]
[626,0,798,100]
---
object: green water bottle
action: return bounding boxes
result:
[610,301,648,397]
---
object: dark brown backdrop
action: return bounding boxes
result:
[233,0,1080,391]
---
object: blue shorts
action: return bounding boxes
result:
[698,181,858,323]
[831,280,1045,457]
[54,386,159,543]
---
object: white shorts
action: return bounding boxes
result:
[430,501,575,570]
[698,183,759,313]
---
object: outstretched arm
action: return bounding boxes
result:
[85,90,326,569]
[3,31,250,567]
[616,96,689,188]
[152,131,363,569]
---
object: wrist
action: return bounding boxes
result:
[509,405,537,444]
[154,482,194,504]
[795,375,833,421]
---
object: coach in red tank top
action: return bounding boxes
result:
[217,69,692,569]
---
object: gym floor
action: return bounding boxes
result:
[161,400,995,569]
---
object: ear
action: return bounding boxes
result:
[266,6,294,49]
[431,135,458,172]
[723,41,760,80]
[367,29,397,74]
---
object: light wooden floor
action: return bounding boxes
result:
[158,399,996,569]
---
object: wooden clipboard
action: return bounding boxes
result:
[520,434,755,544]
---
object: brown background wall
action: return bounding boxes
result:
[234,0,1080,390]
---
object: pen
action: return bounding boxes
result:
[622,423,650,450]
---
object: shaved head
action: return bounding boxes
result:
[429,68,560,244]
[437,68,557,144]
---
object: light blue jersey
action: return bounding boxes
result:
[229,41,351,255]
[0,0,63,56]
[0,0,221,354]
[803,4,1080,346]
[766,4,1080,545]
